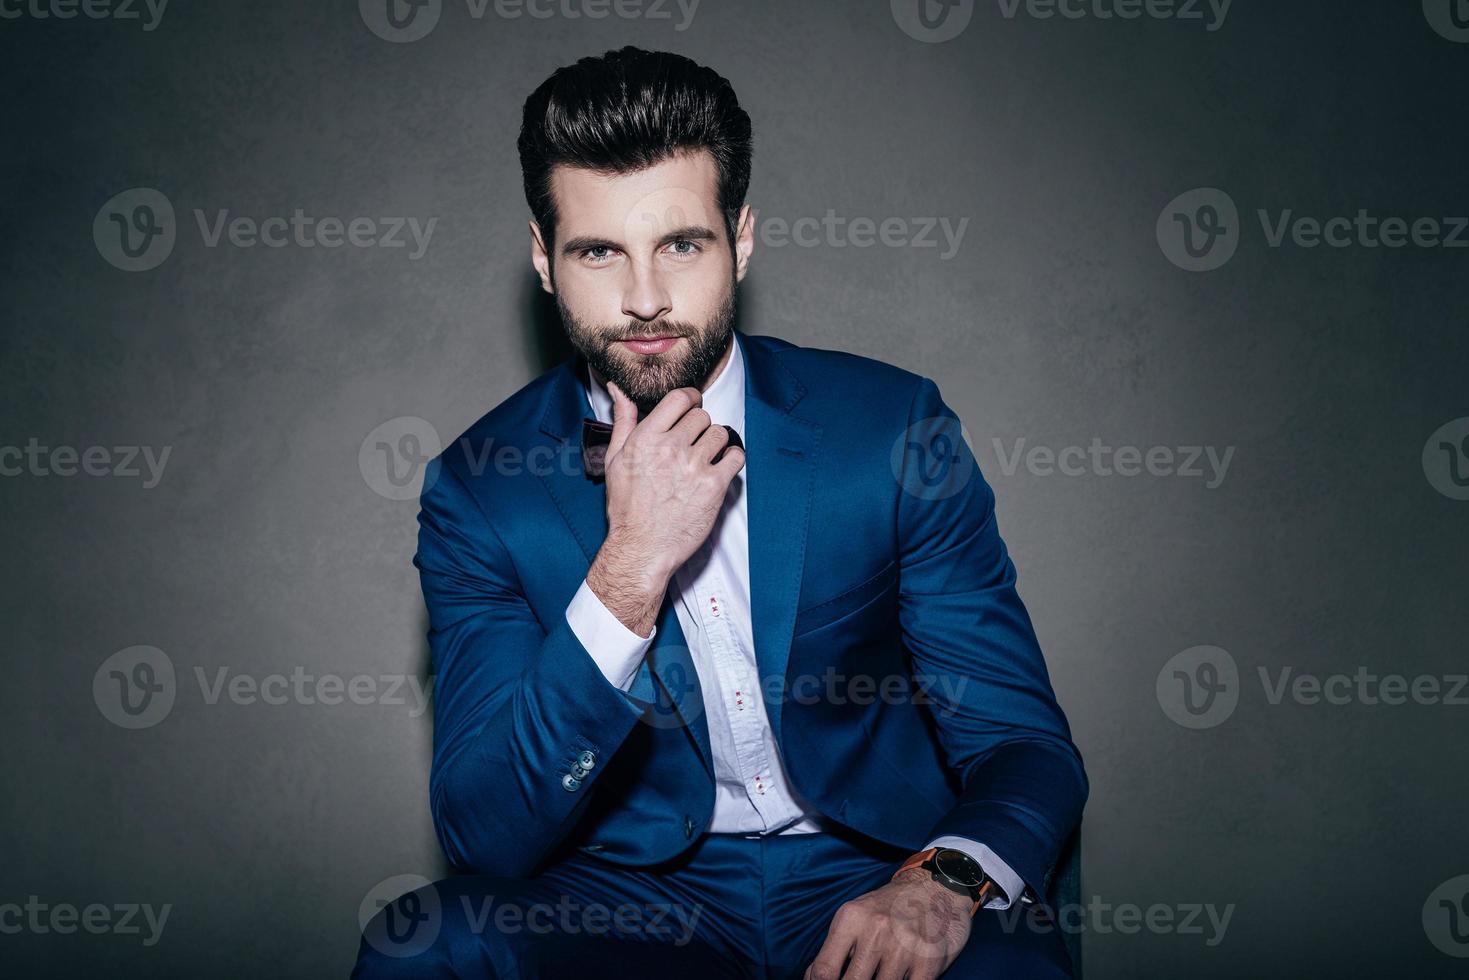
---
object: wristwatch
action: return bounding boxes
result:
[893,847,1001,915]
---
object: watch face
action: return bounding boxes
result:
[933,849,986,888]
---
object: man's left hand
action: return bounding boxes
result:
[804,868,972,980]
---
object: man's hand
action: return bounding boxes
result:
[805,868,973,980]
[586,381,745,636]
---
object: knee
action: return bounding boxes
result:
[352,878,506,980]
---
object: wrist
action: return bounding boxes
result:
[893,848,999,916]
[588,531,672,636]
[895,867,974,915]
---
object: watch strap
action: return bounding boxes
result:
[892,848,998,916]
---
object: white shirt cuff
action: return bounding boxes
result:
[923,836,1026,910]
[564,578,655,692]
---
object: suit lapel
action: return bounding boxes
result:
[739,334,820,741]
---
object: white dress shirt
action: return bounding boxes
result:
[563,335,1023,908]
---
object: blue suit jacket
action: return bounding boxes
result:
[416,332,1087,901]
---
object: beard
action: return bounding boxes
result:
[556,276,738,420]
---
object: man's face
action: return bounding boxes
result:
[530,149,754,418]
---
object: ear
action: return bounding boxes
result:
[529,220,554,294]
[733,204,755,283]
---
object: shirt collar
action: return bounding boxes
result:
[584,333,745,439]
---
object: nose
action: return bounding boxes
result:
[621,260,673,325]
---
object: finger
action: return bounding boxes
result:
[605,381,638,460]
[642,386,703,435]
[692,422,730,463]
[671,405,713,445]
[841,942,881,980]
[710,442,746,478]
[808,932,854,980]
[875,957,911,980]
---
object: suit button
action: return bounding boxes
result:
[561,774,582,792]
[570,764,587,779]
[684,816,695,839]
[578,750,596,770]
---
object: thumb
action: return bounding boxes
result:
[606,380,638,458]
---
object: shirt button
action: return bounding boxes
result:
[561,774,582,792]
[578,750,596,770]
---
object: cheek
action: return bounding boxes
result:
[668,264,730,317]
[556,269,622,319]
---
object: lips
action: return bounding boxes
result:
[620,336,681,355]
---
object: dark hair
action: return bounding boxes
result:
[518,46,752,251]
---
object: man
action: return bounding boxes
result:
[355,46,1086,979]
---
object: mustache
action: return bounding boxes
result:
[610,323,696,342]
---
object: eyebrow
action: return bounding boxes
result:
[559,224,721,257]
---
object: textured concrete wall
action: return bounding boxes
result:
[2,1,1466,976]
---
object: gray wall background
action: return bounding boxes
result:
[3,1,1467,976]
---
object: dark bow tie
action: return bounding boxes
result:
[581,417,744,479]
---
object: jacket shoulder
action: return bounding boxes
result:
[749,333,927,406]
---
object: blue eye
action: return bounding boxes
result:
[668,239,699,256]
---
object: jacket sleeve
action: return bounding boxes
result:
[895,377,1088,901]
[415,456,645,877]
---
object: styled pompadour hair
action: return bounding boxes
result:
[518,46,753,250]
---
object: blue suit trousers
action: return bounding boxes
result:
[352,826,1073,978]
